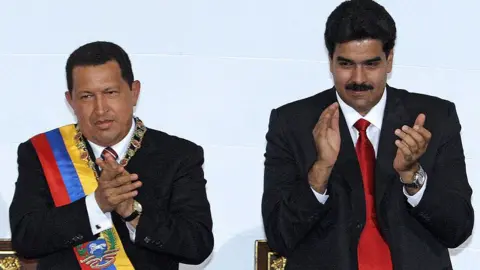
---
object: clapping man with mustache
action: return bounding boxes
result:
[261,1,474,269]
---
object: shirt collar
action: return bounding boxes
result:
[87,118,136,161]
[335,88,387,130]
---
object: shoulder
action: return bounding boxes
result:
[274,88,335,115]
[17,139,35,158]
[390,86,457,119]
[18,125,75,156]
[142,128,204,159]
[388,86,461,140]
[269,88,336,127]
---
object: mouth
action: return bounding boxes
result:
[95,119,114,129]
[349,89,371,95]
[347,89,372,92]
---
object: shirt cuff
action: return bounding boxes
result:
[311,187,329,204]
[85,193,113,235]
[125,221,137,242]
[403,178,428,207]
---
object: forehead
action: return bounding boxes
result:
[334,39,385,60]
[71,60,123,91]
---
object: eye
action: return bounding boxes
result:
[80,94,93,100]
[365,62,379,68]
[105,90,118,95]
[338,61,353,67]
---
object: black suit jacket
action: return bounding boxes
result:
[262,86,474,270]
[9,127,214,270]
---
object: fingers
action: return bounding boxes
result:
[107,173,139,188]
[316,102,339,121]
[394,115,432,167]
[413,124,432,142]
[414,113,426,127]
[98,153,119,170]
[97,175,141,209]
[412,113,431,141]
[395,126,421,152]
[112,191,138,205]
[314,102,339,135]
[97,154,125,181]
[112,181,143,196]
[395,140,414,162]
[395,119,432,153]
[330,106,340,132]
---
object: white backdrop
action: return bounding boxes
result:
[0,0,479,269]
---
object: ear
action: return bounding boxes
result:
[65,91,73,108]
[386,49,394,73]
[329,56,334,74]
[131,80,141,106]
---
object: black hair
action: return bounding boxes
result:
[65,41,134,92]
[324,0,396,58]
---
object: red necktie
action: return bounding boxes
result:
[101,147,119,161]
[354,119,392,270]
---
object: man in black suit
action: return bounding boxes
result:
[9,41,214,269]
[262,1,474,269]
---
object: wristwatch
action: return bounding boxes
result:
[122,200,143,222]
[400,165,426,189]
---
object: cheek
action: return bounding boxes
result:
[333,69,351,84]
[368,69,387,85]
[73,105,93,122]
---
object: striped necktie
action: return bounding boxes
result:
[101,147,118,161]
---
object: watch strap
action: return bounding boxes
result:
[400,165,425,189]
[403,181,420,189]
[122,210,140,222]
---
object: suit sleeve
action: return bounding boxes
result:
[134,144,214,265]
[261,109,334,257]
[9,141,97,258]
[409,103,474,248]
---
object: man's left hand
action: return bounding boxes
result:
[393,113,432,178]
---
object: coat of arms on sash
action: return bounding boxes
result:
[77,230,119,268]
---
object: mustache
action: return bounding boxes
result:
[345,83,374,91]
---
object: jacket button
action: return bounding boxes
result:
[144,237,151,244]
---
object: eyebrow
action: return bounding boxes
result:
[76,90,92,95]
[102,87,117,92]
[336,56,382,64]
[77,87,117,94]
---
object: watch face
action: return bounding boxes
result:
[416,171,426,185]
[134,201,143,212]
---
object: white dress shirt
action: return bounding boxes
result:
[84,119,137,242]
[311,89,427,207]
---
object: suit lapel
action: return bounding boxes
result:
[84,140,102,175]
[334,108,364,192]
[124,129,156,172]
[374,86,411,210]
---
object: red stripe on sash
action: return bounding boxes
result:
[31,134,71,207]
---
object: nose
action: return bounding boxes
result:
[94,94,108,115]
[352,65,366,83]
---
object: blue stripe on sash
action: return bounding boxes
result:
[45,129,85,202]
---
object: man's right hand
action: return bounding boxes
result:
[309,102,341,193]
[94,154,142,213]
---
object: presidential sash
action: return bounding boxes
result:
[31,124,135,270]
